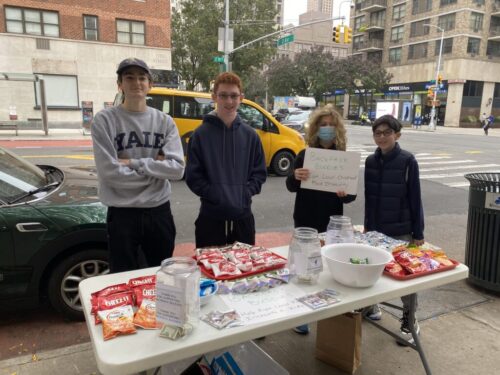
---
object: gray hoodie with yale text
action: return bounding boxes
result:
[92,105,185,208]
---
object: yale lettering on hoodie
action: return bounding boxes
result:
[114,131,165,151]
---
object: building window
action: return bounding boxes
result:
[34,75,79,108]
[467,38,480,54]
[5,6,59,37]
[408,42,428,59]
[463,81,483,97]
[410,19,431,37]
[440,0,456,6]
[370,10,385,27]
[389,47,402,63]
[470,12,483,32]
[486,41,500,57]
[392,4,406,21]
[438,14,455,31]
[391,26,404,42]
[83,15,98,41]
[472,0,485,5]
[116,19,145,45]
[353,35,364,50]
[435,37,453,55]
[412,0,432,15]
[354,15,365,32]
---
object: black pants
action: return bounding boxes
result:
[106,201,176,273]
[195,213,256,248]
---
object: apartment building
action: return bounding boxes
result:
[348,0,500,127]
[0,0,172,125]
[308,0,334,15]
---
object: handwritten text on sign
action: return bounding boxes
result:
[301,148,361,194]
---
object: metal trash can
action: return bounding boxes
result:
[464,173,500,291]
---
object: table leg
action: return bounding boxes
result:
[362,294,432,375]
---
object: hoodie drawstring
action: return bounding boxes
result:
[224,220,234,242]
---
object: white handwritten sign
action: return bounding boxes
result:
[219,284,310,325]
[301,148,361,194]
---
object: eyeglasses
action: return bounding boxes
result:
[373,129,395,137]
[217,93,241,100]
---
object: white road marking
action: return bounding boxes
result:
[420,164,499,172]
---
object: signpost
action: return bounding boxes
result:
[277,34,295,47]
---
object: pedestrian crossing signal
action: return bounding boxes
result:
[427,88,434,97]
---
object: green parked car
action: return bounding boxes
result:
[0,146,109,320]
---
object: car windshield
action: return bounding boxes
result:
[287,111,311,122]
[0,147,48,203]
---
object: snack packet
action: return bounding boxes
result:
[98,305,136,340]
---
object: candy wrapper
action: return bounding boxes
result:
[201,310,243,329]
[297,289,342,310]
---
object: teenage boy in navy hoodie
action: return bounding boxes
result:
[186,72,267,248]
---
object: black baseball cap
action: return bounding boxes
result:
[116,58,152,75]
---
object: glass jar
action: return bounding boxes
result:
[156,257,200,333]
[325,215,354,244]
[288,227,323,284]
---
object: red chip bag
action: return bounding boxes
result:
[90,283,130,314]
[384,261,407,276]
[95,291,135,324]
[98,305,137,340]
[133,284,156,307]
[128,275,156,288]
[394,251,427,274]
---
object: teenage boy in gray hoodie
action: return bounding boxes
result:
[92,58,185,272]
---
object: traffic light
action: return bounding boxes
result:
[333,26,341,43]
[344,27,353,44]
[427,88,434,98]
[437,75,443,85]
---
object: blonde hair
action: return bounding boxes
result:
[307,104,347,151]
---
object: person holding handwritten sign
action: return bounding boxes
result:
[286,105,356,334]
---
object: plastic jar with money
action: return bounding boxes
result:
[156,257,200,339]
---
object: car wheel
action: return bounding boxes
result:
[271,150,294,176]
[48,249,109,321]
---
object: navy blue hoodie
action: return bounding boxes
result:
[185,112,267,220]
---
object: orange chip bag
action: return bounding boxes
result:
[98,305,137,340]
[133,299,162,329]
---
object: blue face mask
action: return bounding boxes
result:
[318,126,336,141]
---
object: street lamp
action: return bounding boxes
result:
[423,23,444,131]
[338,0,354,25]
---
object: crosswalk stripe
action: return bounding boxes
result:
[448,182,470,187]
[421,170,498,179]
[420,164,500,172]
[418,160,475,165]
[416,156,452,160]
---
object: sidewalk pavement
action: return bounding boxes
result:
[1,123,500,141]
[1,125,500,374]
[1,234,499,375]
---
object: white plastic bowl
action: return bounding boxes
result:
[321,243,393,288]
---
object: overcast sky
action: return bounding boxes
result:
[283,0,350,26]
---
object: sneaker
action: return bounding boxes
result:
[397,309,420,346]
[293,324,310,334]
[364,304,382,321]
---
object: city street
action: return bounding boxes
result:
[1,125,498,362]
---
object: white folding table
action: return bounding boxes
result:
[79,246,468,375]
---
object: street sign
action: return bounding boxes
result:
[213,56,225,63]
[277,34,294,47]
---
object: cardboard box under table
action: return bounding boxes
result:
[79,246,468,375]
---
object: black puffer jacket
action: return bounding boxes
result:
[364,143,424,240]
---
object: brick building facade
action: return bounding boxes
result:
[0,0,172,125]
